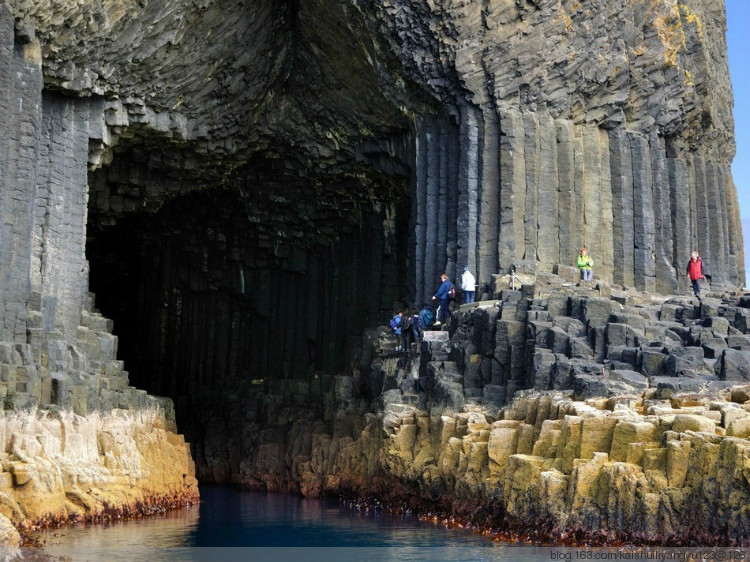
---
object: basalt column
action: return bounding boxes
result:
[86,168,408,450]
[0,10,41,343]
[411,106,743,294]
[397,0,744,293]
[414,114,460,306]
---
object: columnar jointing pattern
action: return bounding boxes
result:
[33,93,94,342]
[412,106,744,296]
[0,24,101,346]
[414,114,459,306]
[0,11,141,415]
[1,34,102,348]
[86,183,404,406]
[0,6,40,342]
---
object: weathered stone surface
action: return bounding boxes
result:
[609,420,656,462]
[0,0,747,546]
[715,349,750,382]
[641,349,666,377]
[0,408,197,529]
[609,370,648,392]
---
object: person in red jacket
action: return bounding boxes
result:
[686,250,704,298]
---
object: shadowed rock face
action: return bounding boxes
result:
[0,0,745,490]
[14,0,740,291]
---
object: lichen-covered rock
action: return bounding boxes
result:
[217,384,750,542]
[0,408,197,529]
[0,0,747,546]
[0,513,19,547]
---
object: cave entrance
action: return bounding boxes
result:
[86,154,410,455]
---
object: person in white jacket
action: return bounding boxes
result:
[461,266,476,304]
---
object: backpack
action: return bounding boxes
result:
[408,314,419,331]
[419,308,434,328]
[389,315,402,332]
[448,283,456,300]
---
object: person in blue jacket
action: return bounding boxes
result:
[431,273,453,325]
[390,310,405,351]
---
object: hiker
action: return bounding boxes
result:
[390,310,405,351]
[419,303,435,332]
[461,266,476,304]
[431,273,454,325]
[686,250,705,298]
[577,246,594,282]
[402,310,420,351]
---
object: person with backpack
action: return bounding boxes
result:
[431,273,454,326]
[409,309,421,345]
[401,310,420,351]
[389,310,405,351]
[419,303,435,332]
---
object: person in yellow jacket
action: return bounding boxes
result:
[577,246,594,282]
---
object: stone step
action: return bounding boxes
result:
[104,360,124,377]
[423,331,449,343]
[81,311,114,333]
[82,292,96,313]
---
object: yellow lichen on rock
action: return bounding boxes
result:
[0,408,197,534]
[351,388,750,541]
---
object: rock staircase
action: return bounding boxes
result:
[367,263,750,421]
[0,291,170,417]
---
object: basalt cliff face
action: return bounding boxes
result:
[200,279,750,543]
[0,0,745,543]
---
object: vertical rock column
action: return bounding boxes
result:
[556,120,576,268]
[608,130,635,287]
[522,113,539,262]
[724,174,745,287]
[456,105,481,280]
[478,106,500,281]
[670,157,692,293]
[705,160,728,282]
[0,10,42,342]
[414,121,428,306]
[650,133,677,294]
[536,113,559,268]
[31,93,93,342]
[414,114,460,306]
[413,107,742,296]
[415,118,441,305]
[694,154,711,269]
[581,126,613,281]
[497,106,526,274]
[629,132,656,293]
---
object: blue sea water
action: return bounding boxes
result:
[36,486,708,562]
[37,485,518,561]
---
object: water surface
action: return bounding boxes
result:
[37,486,663,561]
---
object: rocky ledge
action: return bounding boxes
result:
[0,407,197,546]
[229,380,750,545]
[199,269,750,544]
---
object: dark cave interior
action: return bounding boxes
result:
[85,148,412,454]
